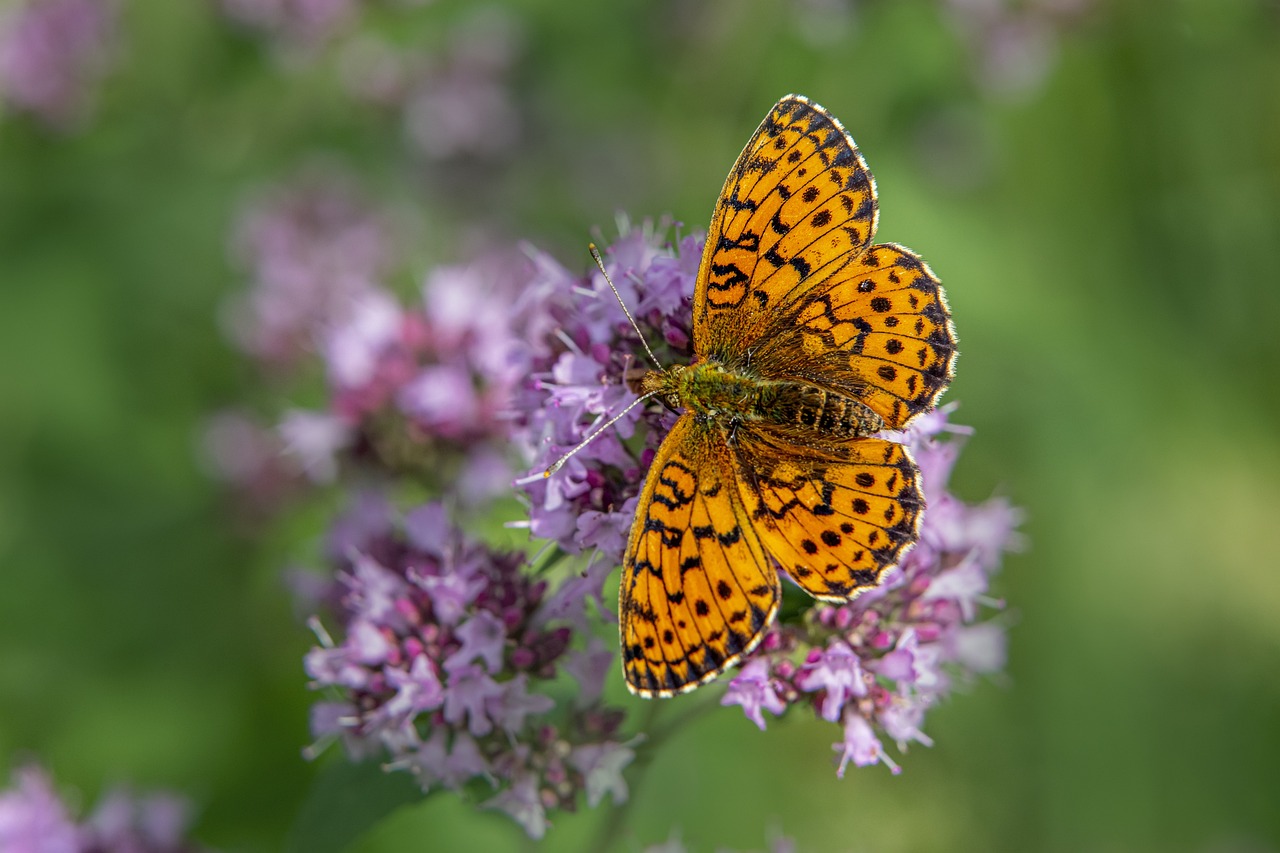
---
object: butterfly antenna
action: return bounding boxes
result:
[589,243,663,370]
[521,391,661,480]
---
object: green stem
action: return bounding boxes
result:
[585,689,724,853]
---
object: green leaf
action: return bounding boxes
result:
[285,760,424,853]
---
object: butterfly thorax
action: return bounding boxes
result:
[639,359,883,441]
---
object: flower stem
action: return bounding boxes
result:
[585,689,723,852]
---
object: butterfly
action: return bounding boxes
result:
[619,94,957,697]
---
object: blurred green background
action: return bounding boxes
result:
[2,0,1279,851]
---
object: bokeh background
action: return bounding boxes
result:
[2,0,1279,851]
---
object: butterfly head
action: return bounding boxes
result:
[637,364,686,411]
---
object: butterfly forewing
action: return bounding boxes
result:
[620,416,781,697]
[694,95,879,362]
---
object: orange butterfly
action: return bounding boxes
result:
[620,94,957,697]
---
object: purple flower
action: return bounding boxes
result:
[443,610,507,675]
[534,557,613,632]
[403,502,449,555]
[402,51,520,162]
[953,621,1008,673]
[278,409,352,484]
[396,365,481,438]
[321,289,403,390]
[874,628,942,690]
[261,250,529,503]
[200,408,306,523]
[561,636,615,707]
[0,763,215,853]
[941,0,1091,99]
[339,9,524,162]
[408,566,485,628]
[0,765,80,853]
[217,0,362,47]
[442,663,504,737]
[307,700,378,762]
[342,552,409,627]
[574,497,639,559]
[482,773,547,840]
[489,675,555,733]
[512,219,695,565]
[879,694,936,752]
[84,788,196,852]
[0,0,117,129]
[568,741,635,808]
[224,173,397,369]
[393,729,491,792]
[835,713,900,777]
[795,641,870,722]
[919,551,989,622]
[302,500,632,837]
[721,658,788,731]
[375,656,445,728]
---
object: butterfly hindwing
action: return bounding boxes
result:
[734,435,923,601]
[753,243,957,429]
[693,94,879,363]
[620,416,781,697]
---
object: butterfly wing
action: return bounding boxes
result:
[733,431,923,601]
[693,94,878,362]
[752,243,956,429]
[621,415,780,697]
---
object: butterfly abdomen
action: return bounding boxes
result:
[767,383,883,440]
[649,360,882,440]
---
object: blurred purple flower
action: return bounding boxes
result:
[942,0,1091,98]
[401,728,490,791]
[560,636,615,707]
[0,0,117,130]
[0,764,80,853]
[482,773,546,840]
[303,499,632,837]
[790,0,857,48]
[84,787,200,853]
[217,0,363,48]
[278,409,353,484]
[879,694,936,752]
[442,663,504,737]
[0,763,215,853]
[269,252,528,504]
[567,740,635,808]
[443,610,507,674]
[218,180,534,506]
[224,173,398,370]
[338,8,523,162]
[198,408,304,520]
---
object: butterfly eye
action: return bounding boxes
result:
[667,394,680,409]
